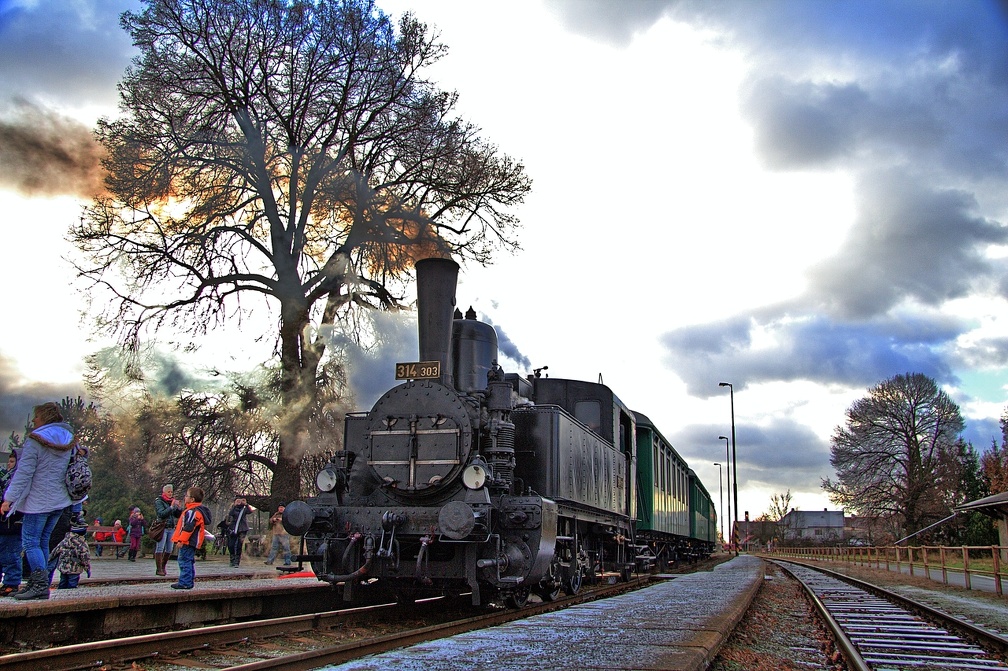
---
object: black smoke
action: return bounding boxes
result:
[0,99,105,198]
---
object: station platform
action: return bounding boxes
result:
[1,551,289,589]
[324,554,765,671]
[0,554,328,644]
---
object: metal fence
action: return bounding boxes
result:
[768,545,1006,597]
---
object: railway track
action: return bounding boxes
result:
[0,577,648,671]
[774,559,1008,671]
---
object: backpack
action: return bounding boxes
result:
[65,444,92,501]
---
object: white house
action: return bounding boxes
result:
[778,508,845,543]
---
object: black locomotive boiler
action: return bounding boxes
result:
[283,257,715,607]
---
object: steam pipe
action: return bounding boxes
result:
[326,551,375,584]
[328,535,375,583]
[341,532,362,573]
[416,535,433,586]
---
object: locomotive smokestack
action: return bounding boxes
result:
[415,258,460,388]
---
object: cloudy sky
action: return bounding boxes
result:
[1,0,1006,527]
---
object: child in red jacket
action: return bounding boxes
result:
[170,487,212,590]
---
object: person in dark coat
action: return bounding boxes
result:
[0,450,23,596]
[153,484,182,576]
[224,496,253,567]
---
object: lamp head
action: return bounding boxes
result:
[719,435,728,440]
[718,381,731,388]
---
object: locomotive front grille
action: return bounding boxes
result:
[365,380,474,494]
[370,425,462,490]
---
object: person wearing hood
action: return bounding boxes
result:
[126,506,145,562]
[49,518,91,589]
[1,402,76,600]
[170,486,211,590]
[0,450,23,595]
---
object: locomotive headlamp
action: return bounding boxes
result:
[462,463,487,490]
[316,466,342,493]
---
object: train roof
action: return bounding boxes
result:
[636,411,715,500]
[632,411,688,466]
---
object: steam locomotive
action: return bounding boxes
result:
[282,258,716,607]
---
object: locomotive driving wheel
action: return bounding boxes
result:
[536,581,561,602]
[504,585,531,608]
[394,586,419,607]
[564,566,582,596]
[536,559,562,601]
[563,544,588,595]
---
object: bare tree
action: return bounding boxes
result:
[767,489,793,522]
[822,372,965,538]
[72,0,532,502]
[139,362,349,508]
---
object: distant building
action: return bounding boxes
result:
[778,508,844,545]
[730,519,779,550]
[844,514,883,545]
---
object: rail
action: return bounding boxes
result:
[772,559,1008,670]
[767,545,1006,597]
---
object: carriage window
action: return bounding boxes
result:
[574,401,601,433]
[666,456,671,497]
[653,443,659,484]
[619,411,633,454]
[658,447,664,491]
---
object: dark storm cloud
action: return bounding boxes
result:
[739,76,977,173]
[661,313,958,397]
[549,1,1008,87]
[741,79,867,169]
[957,336,1008,369]
[741,68,1008,180]
[0,351,84,439]
[672,419,832,491]
[546,0,670,46]
[0,0,137,106]
[0,1,135,197]
[810,173,1008,319]
[0,98,106,197]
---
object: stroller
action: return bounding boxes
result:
[210,521,229,556]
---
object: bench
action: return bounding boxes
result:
[87,525,131,558]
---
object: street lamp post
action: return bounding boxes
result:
[718,435,731,551]
[719,382,738,556]
[713,462,724,545]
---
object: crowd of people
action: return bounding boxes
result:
[0,401,295,599]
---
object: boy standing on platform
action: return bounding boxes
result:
[170,487,211,590]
